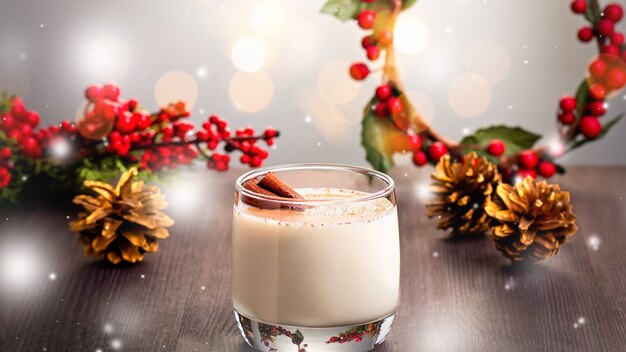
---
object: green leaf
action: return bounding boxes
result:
[584,0,601,25]
[460,125,541,156]
[361,99,409,173]
[320,0,363,21]
[574,80,589,117]
[567,113,624,152]
[402,0,418,10]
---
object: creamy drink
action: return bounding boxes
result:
[232,165,399,352]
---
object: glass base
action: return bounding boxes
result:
[235,310,395,352]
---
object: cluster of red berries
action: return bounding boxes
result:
[349,2,394,81]
[372,84,404,124]
[78,83,277,172]
[557,96,605,139]
[573,1,626,96]
[1,97,78,160]
[515,150,557,179]
[0,147,13,188]
[326,332,364,344]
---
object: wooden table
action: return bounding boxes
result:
[0,166,624,351]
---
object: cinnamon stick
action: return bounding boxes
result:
[242,180,281,210]
[241,174,305,210]
[257,172,304,200]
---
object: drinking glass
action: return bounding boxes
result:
[232,164,399,352]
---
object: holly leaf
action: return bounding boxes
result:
[402,0,418,10]
[567,113,624,151]
[574,80,589,117]
[584,0,601,25]
[361,99,411,173]
[460,125,541,156]
[320,0,364,21]
[0,92,12,114]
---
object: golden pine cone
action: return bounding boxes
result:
[426,152,501,236]
[69,168,174,264]
[485,176,577,263]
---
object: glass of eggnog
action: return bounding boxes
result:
[232,164,399,352]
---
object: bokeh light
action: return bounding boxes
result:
[317,60,361,105]
[155,70,198,108]
[0,241,41,291]
[465,39,511,84]
[231,36,268,72]
[448,73,492,117]
[229,71,274,113]
[80,36,131,82]
[296,88,350,145]
[395,16,429,55]
[250,0,289,38]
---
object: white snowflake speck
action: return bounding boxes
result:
[524,59,529,64]
[578,317,586,324]
[48,272,57,280]
[201,286,206,290]
[96,349,103,352]
[304,115,312,123]
[504,276,515,291]
[140,274,145,279]
[317,142,322,147]
[462,128,470,136]
[104,323,113,334]
[587,235,600,251]
[40,24,44,28]
[433,251,439,258]
[111,339,122,350]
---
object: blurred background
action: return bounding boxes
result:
[1,0,625,166]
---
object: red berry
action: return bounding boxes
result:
[611,33,625,46]
[601,45,620,56]
[0,147,11,159]
[487,139,505,156]
[517,169,537,180]
[357,10,376,30]
[538,161,557,178]
[264,128,278,138]
[366,46,380,61]
[571,0,587,14]
[102,83,120,101]
[604,3,623,22]
[115,112,136,134]
[588,101,606,116]
[362,0,375,3]
[428,142,447,161]
[597,19,615,37]
[374,102,388,117]
[409,134,422,150]
[605,67,626,90]
[589,83,606,99]
[377,30,393,46]
[19,123,33,136]
[579,116,602,138]
[412,150,428,166]
[375,84,392,102]
[249,156,262,167]
[349,62,370,80]
[589,59,608,78]
[361,35,374,49]
[577,27,594,42]
[85,85,102,100]
[558,112,576,125]
[25,111,40,127]
[386,97,404,116]
[559,96,577,112]
[21,136,40,158]
[518,151,538,169]
[1,114,15,129]
[135,113,152,130]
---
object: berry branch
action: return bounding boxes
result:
[324,0,625,182]
[0,83,281,201]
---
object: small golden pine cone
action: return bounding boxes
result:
[485,176,577,263]
[426,152,501,236]
[69,168,174,264]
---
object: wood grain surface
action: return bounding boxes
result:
[0,166,624,351]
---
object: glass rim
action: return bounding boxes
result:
[235,163,395,206]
